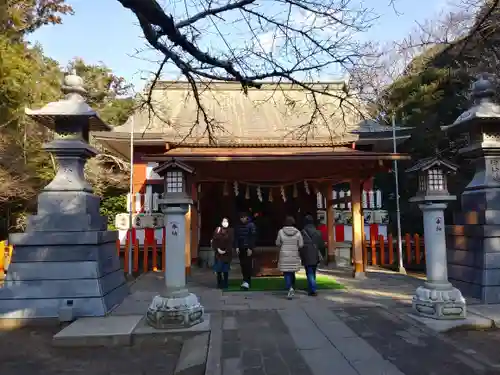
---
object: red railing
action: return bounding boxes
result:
[362,233,425,269]
[116,234,166,274]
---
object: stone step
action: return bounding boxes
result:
[52,313,211,347]
[174,332,209,375]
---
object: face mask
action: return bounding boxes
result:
[221,220,229,228]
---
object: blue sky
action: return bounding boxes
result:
[30,0,451,91]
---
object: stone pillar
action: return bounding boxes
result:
[413,203,466,319]
[0,73,128,320]
[164,206,188,289]
[146,204,204,329]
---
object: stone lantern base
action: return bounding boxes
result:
[413,284,466,320]
[146,289,204,329]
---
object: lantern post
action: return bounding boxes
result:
[407,156,466,319]
[145,160,204,329]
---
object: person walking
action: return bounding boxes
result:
[211,217,234,289]
[234,212,257,290]
[276,216,303,299]
[300,214,326,296]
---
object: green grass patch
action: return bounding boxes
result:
[225,274,344,292]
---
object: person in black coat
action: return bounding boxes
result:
[233,212,257,290]
[300,214,326,296]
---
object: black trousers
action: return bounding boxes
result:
[239,250,253,284]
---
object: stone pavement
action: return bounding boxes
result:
[106,268,500,375]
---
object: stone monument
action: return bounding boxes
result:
[0,73,129,320]
[407,156,466,319]
[146,160,204,329]
[443,74,500,303]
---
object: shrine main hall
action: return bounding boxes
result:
[93,80,411,277]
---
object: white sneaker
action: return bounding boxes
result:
[241,282,249,290]
[287,288,295,299]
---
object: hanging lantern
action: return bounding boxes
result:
[245,185,250,199]
[257,186,263,202]
[293,184,298,198]
[304,180,310,195]
[223,181,229,196]
[268,188,274,202]
[281,186,286,202]
[233,181,239,196]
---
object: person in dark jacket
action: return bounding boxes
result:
[234,212,257,290]
[211,217,234,289]
[300,214,326,296]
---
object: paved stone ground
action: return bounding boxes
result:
[446,329,500,371]
[335,306,500,375]
[3,267,500,375]
[0,325,181,375]
[220,310,312,375]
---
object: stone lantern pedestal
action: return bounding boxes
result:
[0,74,128,320]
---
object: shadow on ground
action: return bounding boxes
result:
[0,325,181,375]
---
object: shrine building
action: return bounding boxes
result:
[93,80,411,276]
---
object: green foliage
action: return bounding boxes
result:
[0,0,134,238]
[100,195,127,230]
[0,0,73,40]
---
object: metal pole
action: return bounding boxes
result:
[392,114,406,274]
[128,118,134,276]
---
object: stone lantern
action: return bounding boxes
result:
[442,74,500,304]
[145,159,204,329]
[407,156,466,319]
[0,73,128,320]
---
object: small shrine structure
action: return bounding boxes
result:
[93,80,412,277]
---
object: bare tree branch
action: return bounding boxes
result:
[117,0,380,141]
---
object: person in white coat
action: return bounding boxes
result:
[276,216,304,299]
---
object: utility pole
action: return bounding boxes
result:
[392,114,406,274]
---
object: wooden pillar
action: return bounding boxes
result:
[351,178,365,278]
[321,185,335,264]
[185,206,192,276]
[191,184,199,265]
[360,180,366,272]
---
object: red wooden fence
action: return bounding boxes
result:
[362,233,425,269]
[115,232,426,275]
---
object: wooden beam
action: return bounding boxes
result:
[351,178,365,278]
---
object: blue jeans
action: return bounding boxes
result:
[284,272,295,290]
[305,265,317,293]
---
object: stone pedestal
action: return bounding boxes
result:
[334,242,352,268]
[146,205,204,329]
[447,211,500,303]
[412,203,466,319]
[0,75,128,320]
[146,289,203,329]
